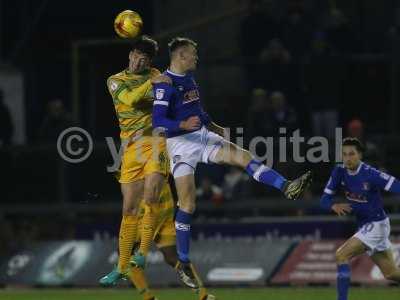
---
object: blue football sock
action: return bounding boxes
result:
[245,159,287,191]
[175,209,193,263]
[337,264,351,300]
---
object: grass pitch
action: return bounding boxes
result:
[0,287,399,300]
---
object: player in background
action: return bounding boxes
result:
[150,37,312,270]
[100,36,168,285]
[320,137,400,300]
[123,181,215,300]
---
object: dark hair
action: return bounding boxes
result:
[342,137,365,153]
[131,35,158,59]
[168,37,197,56]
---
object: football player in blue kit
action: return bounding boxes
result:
[321,138,400,300]
[149,37,312,284]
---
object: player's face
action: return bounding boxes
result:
[181,45,198,71]
[342,146,361,170]
[129,49,151,74]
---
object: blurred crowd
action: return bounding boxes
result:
[0,92,75,147]
[194,0,391,205]
[0,0,396,212]
[0,216,78,257]
[240,0,355,138]
[0,90,13,147]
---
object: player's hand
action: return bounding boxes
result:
[207,122,226,137]
[332,203,352,216]
[151,74,172,85]
[180,116,201,131]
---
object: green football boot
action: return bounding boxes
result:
[283,170,312,200]
[99,267,127,286]
[130,252,146,269]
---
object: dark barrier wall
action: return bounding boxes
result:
[0,238,293,287]
[272,240,400,285]
[2,239,399,286]
[76,218,359,240]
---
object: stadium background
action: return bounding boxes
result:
[0,0,400,299]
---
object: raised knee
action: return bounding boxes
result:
[122,206,137,216]
[144,180,164,204]
[143,193,159,204]
[177,193,196,213]
[233,149,252,168]
[143,187,156,203]
[163,252,177,268]
[384,273,393,281]
[383,270,396,281]
[179,201,196,213]
[335,249,349,264]
[122,197,138,215]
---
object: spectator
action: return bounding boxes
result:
[386,24,400,54]
[222,167,252,202]
[196,176,224,206]
[304,32,343,139]
[323,8,357,54]
[280,0,314,60]
[346,119,383,168]
[0,219,15,256]
[269,91,298,135]
[38,98,75,142]
[240,0,279,59]
[17,220,39,249]
[0,90,14,146]
[260,38,292,64]
[260,39,298,96]
[246,88,273,140]
[240,0,280,89]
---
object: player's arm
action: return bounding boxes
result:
[152,82,200,133]
[320,166,351,215]
[200,107,225,136]
[206,121,226,137]
[196,105,226,136]
[369,168,400,193]
[107,77,152,106]
[320,167,340,210]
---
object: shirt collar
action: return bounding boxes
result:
[347,162,363,176]
[125,68,151,76]
[167,69,186,77]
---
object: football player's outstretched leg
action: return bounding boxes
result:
[151,37,312,266]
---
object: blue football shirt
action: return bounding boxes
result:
[152,70,211,138]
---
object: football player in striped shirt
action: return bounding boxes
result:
[100,35,168,284]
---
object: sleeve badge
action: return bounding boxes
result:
[156,88,165,100]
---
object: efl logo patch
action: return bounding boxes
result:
[156,88,165,100]
[110,81,118,91]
